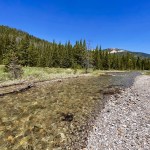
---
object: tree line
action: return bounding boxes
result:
[0,25,150,70]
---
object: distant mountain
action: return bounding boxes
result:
[104,48,150,58]
[106,48,126,54]
[130,52,150,58]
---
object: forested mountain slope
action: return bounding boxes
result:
[0,25,150,70]
[130,52,150,58]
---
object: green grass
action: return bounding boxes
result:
[0,65,130,84]
[0,65,9,82]
[0,65,88,83]
[23,67,75,79]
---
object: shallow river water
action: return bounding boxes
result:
[0,72,140,149]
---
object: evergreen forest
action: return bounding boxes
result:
[0,25,150,70]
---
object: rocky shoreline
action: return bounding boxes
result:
[86,75,150,150]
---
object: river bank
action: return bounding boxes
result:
[87,75,150,150]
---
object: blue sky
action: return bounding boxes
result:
[0,0,150,53]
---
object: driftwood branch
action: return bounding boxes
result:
[0,82,25,88]
[0,84,34,97]
[0,75,86,97]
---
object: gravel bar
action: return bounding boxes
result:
[86,75,150,150]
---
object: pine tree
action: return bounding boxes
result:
[93,46,101,69]
[18,35,30,66]
[4,52,23,79]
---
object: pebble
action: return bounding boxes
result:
[87,75,150,150]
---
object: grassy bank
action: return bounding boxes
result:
[0,65,91,85]
[0,65,9,81]
[0,65,129,84]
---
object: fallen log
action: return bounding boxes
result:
[0,84,34,97]
[0,82,25,88]
[0,74,90,97]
